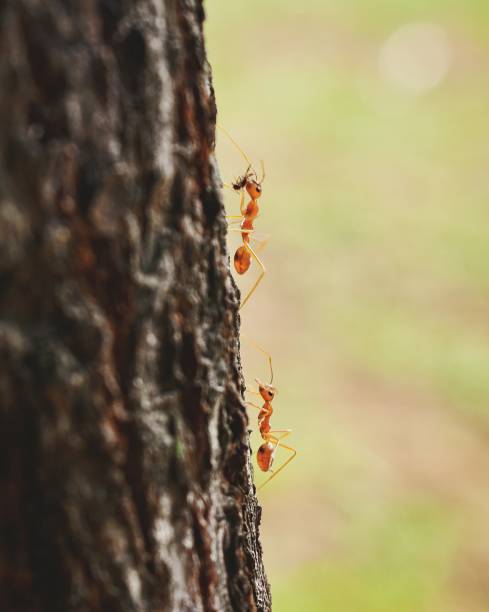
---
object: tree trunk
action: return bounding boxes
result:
[0,1,271,611]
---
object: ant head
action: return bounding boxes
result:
[256,378,276,401]
[246,179,262,200]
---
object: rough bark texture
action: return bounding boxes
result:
[0,1,271,610]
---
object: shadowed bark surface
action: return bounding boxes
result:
[0,1,271,610]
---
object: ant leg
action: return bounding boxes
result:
[268,430,292,439]
[228,228,253,234]
[250,232,270,253]
[258,440,296,490]
[245,401,261,411]
[239,243,265,311]
[239,190,246,216]
[245,388,262,397]
[226,219,243,228]
[223,189,245,216]
[241,334,273,384]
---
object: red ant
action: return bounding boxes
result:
[219,126,267,310]
[244,338,296,490]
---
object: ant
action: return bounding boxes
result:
[218,126,267,310]
[244,337,297,490]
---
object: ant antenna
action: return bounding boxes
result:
[242,334,273,385]
[259,160,266,184]
[217,124,253,168]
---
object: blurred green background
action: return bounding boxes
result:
[205,2,489,610]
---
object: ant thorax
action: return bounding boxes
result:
[244,199,259,220]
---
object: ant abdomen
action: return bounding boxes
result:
[234,245,251,274]
[257,442,275,472]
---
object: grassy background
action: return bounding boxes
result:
[205,1,489,610]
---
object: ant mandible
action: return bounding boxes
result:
[219,126,267,310]
[244,338,297,490]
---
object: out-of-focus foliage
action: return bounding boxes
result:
[206,1,489,610]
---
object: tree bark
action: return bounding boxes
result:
[0,1,271,611]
